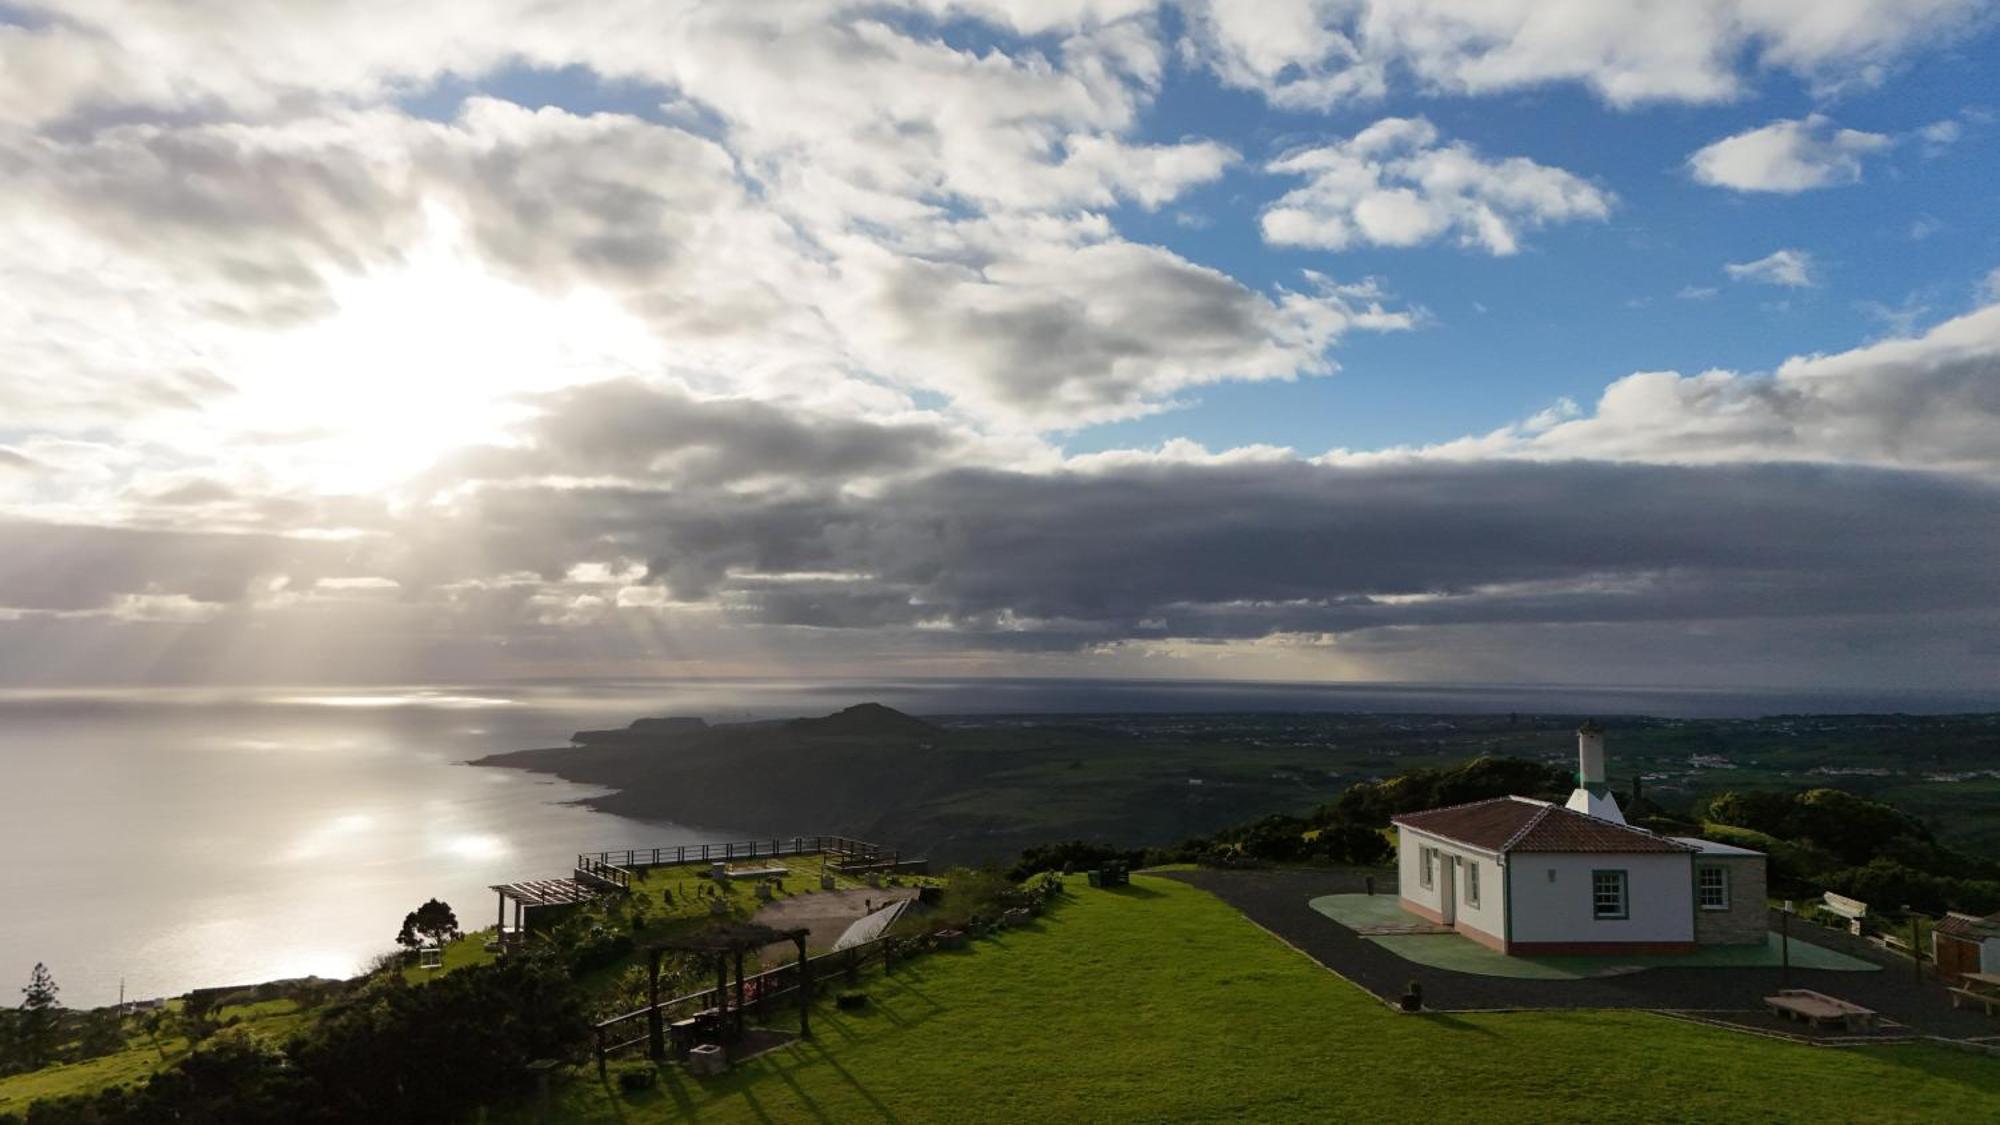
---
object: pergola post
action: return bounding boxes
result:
[497,891,506,937]
[794,933,812,1039]
[733,950,746,1024]
[714,955,728,1022]
[646,949,665,1060]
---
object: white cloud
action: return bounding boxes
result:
[1688,115,1890,192]
[1677,285,1719,301]
[1389,301,2000,475]
[1918,118,1964,152]
[1725,248,1816,288]
[1184,0,1986,110]
[1260,117,1612,256]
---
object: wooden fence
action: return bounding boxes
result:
[592,935,895,1068]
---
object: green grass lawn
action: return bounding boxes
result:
[529,875,2000,1124]
[0,998,307,1114]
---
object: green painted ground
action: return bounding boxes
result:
[520,876,1994,1124]
[1309,894,1878,979]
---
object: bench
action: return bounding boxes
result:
[1947,987,2000,1015]
[723,866,790,880]
[1764,989,1878,1033]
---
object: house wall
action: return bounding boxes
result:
[1398,827,1507,948]
[1506,852,1695,952]
[1936,933,1982,983]
[1692,854,1767,946]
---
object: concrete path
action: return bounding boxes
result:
[752,886,919,955]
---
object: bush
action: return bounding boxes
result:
[614,1062,658,1092]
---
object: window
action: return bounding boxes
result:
[1592,869,1628,920]
[1698,865,1729,910]
[1465,861,1480,907]
[1420,846,1436,889]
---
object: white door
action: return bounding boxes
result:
[1438,856,1457,925]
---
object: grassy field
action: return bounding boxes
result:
[0,997,309,1114]
[528,874,2000,1124]
[0,859,927,1116]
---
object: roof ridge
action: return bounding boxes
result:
[1515,802,1699,852]
[1496,803,1554,853]
[1389,795,1517,822]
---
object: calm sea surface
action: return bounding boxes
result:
[5,676,1993,1006]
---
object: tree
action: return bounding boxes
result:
[75,1006,127,1060]
[18,962,62,1069]
[140,1007,173,1061]
[396,898,463,950]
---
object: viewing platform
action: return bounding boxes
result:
[493,835,923,945]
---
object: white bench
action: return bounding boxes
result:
[1946,987,1999,1016]
[1764,989,1878,1032]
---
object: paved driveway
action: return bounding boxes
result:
[1159,867,1999,1041]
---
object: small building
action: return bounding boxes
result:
[1392,723,1767,955]
[1933,911,2000,983]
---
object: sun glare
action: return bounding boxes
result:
[216,216,659,496]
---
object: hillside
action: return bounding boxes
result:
[472,709,2000,865]
[470,705,1336,863]
[522,876,2000,1124]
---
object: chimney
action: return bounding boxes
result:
[1576,720,1606,788]
[1565,720,1625,824]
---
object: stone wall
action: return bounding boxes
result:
[1694,854,1766,946]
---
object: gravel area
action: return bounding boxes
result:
[1159,867,2000,1041]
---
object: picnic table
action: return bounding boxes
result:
[1763,988,1878,1033]
[1947,971,2000,1015]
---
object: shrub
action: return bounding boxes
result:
[614,1062,658,1093]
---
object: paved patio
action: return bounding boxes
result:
[1309,893,1878,979]
[1160,867,2000,1041]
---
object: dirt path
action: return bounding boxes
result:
[752,886,919,955]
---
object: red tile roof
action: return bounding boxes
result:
[1393,796,1693,855]
[1936,911,2000,940]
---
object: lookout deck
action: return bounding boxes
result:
[493,834,921,945]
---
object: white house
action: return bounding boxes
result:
[1392,723,1767,955]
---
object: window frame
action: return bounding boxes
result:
[1420,845,1436,890]
[1465,859,1480,908]
[1592,868,1629,921]
[1697,864,1729,911]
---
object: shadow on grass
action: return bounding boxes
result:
[1099,883,1166,899]
[798,1038,906,1125]
[1421,1013,1502,1038]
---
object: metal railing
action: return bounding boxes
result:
[578,835,896,872]
[574,854,634,891]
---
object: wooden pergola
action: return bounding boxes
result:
[643,922,813,1060]
[489,877,606,943]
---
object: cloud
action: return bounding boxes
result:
[1725,248,1816,288]
[834,237,1415,427]
[1677,285,1719,301]
[1184,0,1987,110]
[436,378,973,489]
[1688,115,1890,192]
[1261,117,1612,256]
[1408,302,2000,475]
[8,454,1998,688]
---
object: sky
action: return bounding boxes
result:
[2,0,1998,692]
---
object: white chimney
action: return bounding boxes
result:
[1565,720,1625,823]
